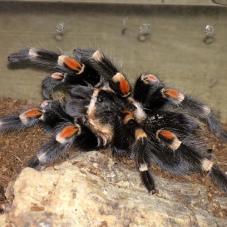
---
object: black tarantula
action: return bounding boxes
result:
[1,47,227,194]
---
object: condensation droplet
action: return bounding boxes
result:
[203,24,215,45]
[204,24,215,37]
[56,22,65,34]
[137,23,151,42]
[139,23,151,35]
[121,17,128,35]
[55,22,65,41]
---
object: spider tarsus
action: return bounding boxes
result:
[27,156,40,169]
[140,170,156,193]
[112,147,128,157]
[209,164,227,192]
[0,113,38,133]
[0,115,22,133]
[206,112,227,142]
[34,137,74,167]
[8,49,30,63]
[150,189,158,195]
[182,99,227,141]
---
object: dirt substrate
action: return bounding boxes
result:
[0,98,227,218]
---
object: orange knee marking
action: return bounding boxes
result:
[112,73,131,96]
[163,88,181,100]
[119,79,130,96]
[135,128,147,140]
[147,74,157,81]
[145,74,158,82]
[59,125,79,139]
[64,56,82,71]
[158,130,175,141]
[51,72,64,80]
[25,109,42,118]
[122,111,134,124]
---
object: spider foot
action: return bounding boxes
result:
[209,164,227,192]
[111,147,129,157]
[28,123,81,168]
[27,156,41,169]
[139,167,156,193]
[206,112,227,142]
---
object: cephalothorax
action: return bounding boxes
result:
[1,47,227,194]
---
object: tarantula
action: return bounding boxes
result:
[1,47,227,194]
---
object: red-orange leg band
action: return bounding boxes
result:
[162,88,184,102]
[164,89,180,99]
[146,74,158,82]
[156,129,182,150]
[135,128,147,140]
[59,125,79,139]
[144,74,159,83]
[119,79,131,96]
[157,130,175,142]
[63,56,82,71]
[122,111,134,125]
[25,108,43,118]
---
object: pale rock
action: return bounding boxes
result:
[1,151,227,226]
[0,215,6,226]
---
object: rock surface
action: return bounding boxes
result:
[1,151,227,227]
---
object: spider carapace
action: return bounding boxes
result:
[1,47,227,194]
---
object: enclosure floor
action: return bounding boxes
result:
[0,98,47,210]
[0,98,227,217]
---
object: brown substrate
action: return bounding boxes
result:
[0,98,227,218]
